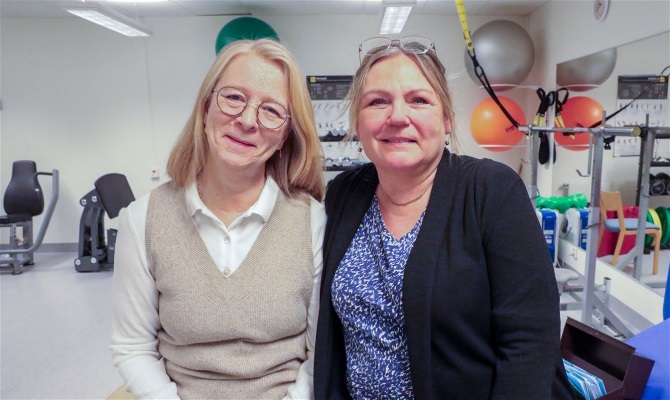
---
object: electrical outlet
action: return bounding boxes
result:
[150,168,160,179]
[570,247,578,260]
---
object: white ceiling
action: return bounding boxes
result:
[1,0,551,19]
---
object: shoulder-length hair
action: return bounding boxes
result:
[346,41,458,152]
[167,39,325,201]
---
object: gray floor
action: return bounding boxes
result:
[0,250,667,399]
[1,252,123,400]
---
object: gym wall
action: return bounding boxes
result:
[1,1,668,246]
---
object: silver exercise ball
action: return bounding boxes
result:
[556,48,617,91]
[464,20,535,92]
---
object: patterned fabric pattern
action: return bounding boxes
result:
[332,196,424,399]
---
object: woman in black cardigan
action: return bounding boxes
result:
[314,36,573,399]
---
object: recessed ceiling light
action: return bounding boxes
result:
[105,0,167,3]
[64,3,152,37]
[380,0,416,34]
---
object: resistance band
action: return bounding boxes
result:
[456,0,644,143]
[535,89,557,164]
[455,0,521,130]
[554,88,569,128]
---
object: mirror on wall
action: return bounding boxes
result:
[553,31,670,291]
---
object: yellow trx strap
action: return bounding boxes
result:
[455,0,474,53]
[455,0,522,129]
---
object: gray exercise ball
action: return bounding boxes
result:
[556,48,617,91]
[464,20,535,92]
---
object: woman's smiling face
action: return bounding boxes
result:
[203,52,290,175]
[356,53,451,176]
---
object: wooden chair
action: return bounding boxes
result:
[598,191,660,275]
[107,385,133,400]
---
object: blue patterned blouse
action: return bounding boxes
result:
[332,196,425,400]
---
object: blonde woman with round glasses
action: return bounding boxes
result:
[314,36,573,399]
[110,39,325,399]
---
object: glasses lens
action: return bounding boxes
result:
[215,87,288,130]
[258,102,289,129]
[216,87,247,115]
[400,36,433,54]
[360,37,392,56]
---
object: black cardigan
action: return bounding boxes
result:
[314,150,573,399]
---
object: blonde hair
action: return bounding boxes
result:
[346,41,458,152]
[167,39,325,201]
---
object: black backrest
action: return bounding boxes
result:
[3,160,44,216]
[94,173,135,219]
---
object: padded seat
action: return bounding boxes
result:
[604,218,660,232]
[1,161,44,224]
[0,213,33,224]
[94,174,135,219]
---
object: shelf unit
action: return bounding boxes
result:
[623,127,670,282]
[320,136,367,172]
[635,128,670,204]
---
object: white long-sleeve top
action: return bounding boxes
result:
[110,178,325,399]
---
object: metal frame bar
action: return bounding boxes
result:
[521,121,642,332]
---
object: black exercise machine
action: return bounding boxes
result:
[0,160,59,275]
[75,173,134,272]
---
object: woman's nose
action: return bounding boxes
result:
[237,104,258,131]
[387,101,411,126]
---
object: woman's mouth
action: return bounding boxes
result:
[225,135,255,147]
[383,138,415,143]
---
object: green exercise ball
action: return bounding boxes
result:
[215,17,279,54]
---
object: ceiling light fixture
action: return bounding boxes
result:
[380,0,416,34]
[63,3,152,37]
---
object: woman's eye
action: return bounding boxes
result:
[225,94,246,103]
[367,98,388,107]
[410,97,429,105]
[260,104,282,118]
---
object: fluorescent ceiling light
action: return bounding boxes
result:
[64,3,152,37]
[379,0,415,34]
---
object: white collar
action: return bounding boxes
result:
[185,176,279,223]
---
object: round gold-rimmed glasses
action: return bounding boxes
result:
[212,86,290,130]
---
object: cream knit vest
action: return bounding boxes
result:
[146,182,314,400]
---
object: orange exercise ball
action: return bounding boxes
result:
[555,96,604,151]
[470,97,526,151]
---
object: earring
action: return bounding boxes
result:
[445,137,450,146]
